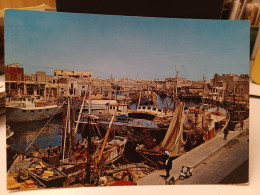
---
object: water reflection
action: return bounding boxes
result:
[7,116,81,152]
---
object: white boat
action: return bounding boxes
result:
[128,105,173,121]
[6,96,61,122]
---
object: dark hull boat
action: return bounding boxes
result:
[26,162,67,188]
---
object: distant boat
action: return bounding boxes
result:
[6,96,62,123]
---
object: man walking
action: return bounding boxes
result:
[240,120,244,130]
[160,150,173,179]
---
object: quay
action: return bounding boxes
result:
[137,119,249,185]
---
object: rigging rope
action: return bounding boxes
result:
[126,130,159,168]
[24,98,67,153]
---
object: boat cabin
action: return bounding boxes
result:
[136,105,164,114]
[6,96,37,108]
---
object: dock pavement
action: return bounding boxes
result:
[136,119,249,185]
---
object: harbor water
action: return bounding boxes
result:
[6,116,82,153]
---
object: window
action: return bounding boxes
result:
[158,109,162,112]
[142,107,146,109]
[153,108,156,111]
[148,107,151,110]
[6,74,10,81]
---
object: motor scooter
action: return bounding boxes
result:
[179,166,193,180]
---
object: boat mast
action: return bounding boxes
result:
[61,97,77,161]
[74,86,88,133]
[137,90,141,108]
[86,79,93,183]
[62,98,70,162]
[98,115,115,162]
[202,74,206,104]
[173,65,182,109]
[88,79,92,114]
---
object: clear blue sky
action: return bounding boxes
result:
[4,9,249,81]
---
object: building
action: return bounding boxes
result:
[54,70,92,79]
[5,64,25,96]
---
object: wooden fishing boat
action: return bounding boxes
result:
[183,106,229,150]
[136,102,185,159]
[95,136,128,165]
[21,162,67,188]
[136,102,230,160]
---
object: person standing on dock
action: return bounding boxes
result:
[240,120,244,130]
[159,150,173,179]
[224,128,229,140]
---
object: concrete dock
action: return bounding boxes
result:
[137,119,249,185]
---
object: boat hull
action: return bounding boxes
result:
[6,105,61,123]
[28,168,67,188]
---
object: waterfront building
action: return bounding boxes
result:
[54,69,92,79]
[5,64,25,96]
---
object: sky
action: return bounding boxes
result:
[4,9,249,81]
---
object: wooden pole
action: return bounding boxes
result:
[98,115,115,162]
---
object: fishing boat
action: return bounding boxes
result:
[136,102,230,160]
[99,117,161,133]
[103,136,128,165]
[136,102,185,159]
[98,105,173,135]
[7,81,129,187]
[128,105,173,127]
[54,95,128,185]
[22,162,67,188]
[183,106,229,150]
[6,96,62,123]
